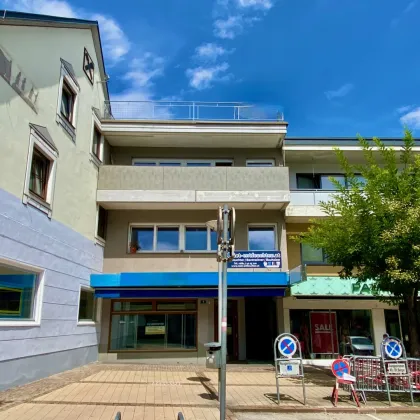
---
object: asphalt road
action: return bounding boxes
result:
[236,412,420,420]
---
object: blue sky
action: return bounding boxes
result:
[2,0,420,136]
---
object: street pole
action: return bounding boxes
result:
[219,204,229,420]
[218,260,222,394]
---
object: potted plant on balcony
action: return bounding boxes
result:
[129,241,139,254]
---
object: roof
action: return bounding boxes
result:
[0,9,109,101]
[0,10,96,26]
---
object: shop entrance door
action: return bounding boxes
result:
[214,300,239,361]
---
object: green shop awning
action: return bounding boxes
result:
[290,276,384,297]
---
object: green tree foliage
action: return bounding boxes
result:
[296,130,420,355]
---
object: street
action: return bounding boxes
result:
[237,413,420,420]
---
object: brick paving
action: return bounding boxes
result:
[0,363,419,419]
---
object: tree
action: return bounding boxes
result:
[296,130,420,356]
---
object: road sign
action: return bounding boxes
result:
[331,359,350,379]
[384,339,403,359]
[278,335,297,358]
[279,361,300,376]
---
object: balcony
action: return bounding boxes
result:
[97,166,290,210]
[286,190,338,221]
[99,101,287,149]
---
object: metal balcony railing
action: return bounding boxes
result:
[103,100,284,122]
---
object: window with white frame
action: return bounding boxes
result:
[78,287,96,322]
[96,205,108,241]
[23,126,58,217]
[129,224,218,253]
[132,159,233,167]
[56,59,80,141]
[248,225,277,250]
[246,159,275,167]
[0,260,44,325]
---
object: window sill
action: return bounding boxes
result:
[23,192,52,218]
[90,153,102,168]
[77,320,97,326]
[0,320,41,327]
[56,113,76,142]
[95,236,106,247]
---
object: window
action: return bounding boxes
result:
[129,225,217,253]
[157,227,179,251]
[83,48,94,84]
[92,126,102,161]
[0,260,43,326]
[78,288,96,322]
[246,159,275,167]
[248,226,276,250]
[96,206,108,241]
[29,149,51,200]
[109,300,197,351]
[301,243,329,264]
[56,59,80,141]
[24,126,58,216]
[296,174,363,190]
[132,159,233,167]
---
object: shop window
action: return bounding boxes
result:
[384,309,402,340]
[301,243,329,265]
[289,309,373,358]
[78,288,96,322]
[248,225,276,250]
[109,300,197,351]
[0,262,42,324]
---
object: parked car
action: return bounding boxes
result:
[347,336,375,356]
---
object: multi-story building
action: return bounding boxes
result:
[0,10,417,390]
[284,138,418,357]
[0,11,108,389]
[92,101,291,362]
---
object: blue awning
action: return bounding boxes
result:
[91,271,288,299]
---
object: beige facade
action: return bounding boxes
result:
[0,23,107,240]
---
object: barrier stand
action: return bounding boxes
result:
[273,333,306,405]
[380,336,414,406]
[331,358,360,407]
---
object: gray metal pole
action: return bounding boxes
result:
[219,204,229,420]
[218,260,222,394]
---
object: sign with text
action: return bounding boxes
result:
[388,363,407,375]
[310,312,339,354]
[228,251,281,269]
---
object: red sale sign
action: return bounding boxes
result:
[310,312,339,354]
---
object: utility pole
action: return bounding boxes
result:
[217,205,235,420]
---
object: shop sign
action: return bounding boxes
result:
[145,323,166,335]
[310,312,339,354]
[228,251,281,269]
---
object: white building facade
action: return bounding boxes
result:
[0,11,108,389]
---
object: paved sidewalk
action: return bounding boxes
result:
[0,363,419,419]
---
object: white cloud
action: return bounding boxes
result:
[195,43,232,62]
[186,62,231,90]
[213,15,244,39]
[396,105,415,114]
[237,0,273,9]
[3,0,130,64]
[123,53,164,87]
[325,83,354,100]
[400,107,420,129]
[391,0,417,27]
[91,14,130,63]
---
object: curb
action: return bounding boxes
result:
[229,405,420,414]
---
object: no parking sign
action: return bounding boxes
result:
[278,335,297,358]
[384,339,403,360]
